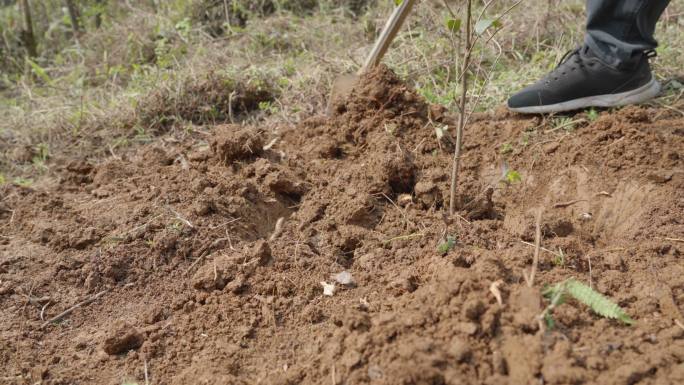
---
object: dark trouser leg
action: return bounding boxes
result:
[585,0,670,69]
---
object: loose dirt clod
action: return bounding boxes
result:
[211,125,264,163]
[103,321,145,355]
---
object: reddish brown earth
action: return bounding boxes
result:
[1,66,683,385]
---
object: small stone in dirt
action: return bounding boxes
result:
[102,321,145,355]
[332,271,355,286]
[321,281,335,296]
[211,125,263,163]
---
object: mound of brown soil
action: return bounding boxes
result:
[1,65,683,385]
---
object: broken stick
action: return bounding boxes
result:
[526,209,543,287]
[40,288,110,329]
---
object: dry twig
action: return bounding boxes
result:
[553,199,587,208]
[675,319,684,331]
[167,206,194,229]
[489,280,503,306]
[269,217,285,242]
[144,358,150,385]
[40,288,110,329]
[525,209,543,287]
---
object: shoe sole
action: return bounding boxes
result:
[508,77,661,114]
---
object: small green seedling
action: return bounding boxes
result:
[587,108,599,122]
[437,235,456,255]
[505,170,522,183]
[542,278,635,328]
[552,248,565,267]
[552,116,578,132]
[258,101,278,114]
[0,174,5,184]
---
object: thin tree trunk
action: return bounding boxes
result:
[449,0,472,216]
[20,0,37,57]
[65,0,81,35]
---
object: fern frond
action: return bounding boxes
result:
[565,279,635,325]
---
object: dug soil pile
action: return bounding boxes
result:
[1,66,683,385]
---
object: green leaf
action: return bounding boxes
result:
[437,236,456,255]
[565,279,635,325]
[0,174,5,184]
[394,0,403,5]
[474,19,501,35]
[505,170,522,183]
[446,18,461,33]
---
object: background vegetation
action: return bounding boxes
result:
[1,0,682,185]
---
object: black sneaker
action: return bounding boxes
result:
[507,46,661,114]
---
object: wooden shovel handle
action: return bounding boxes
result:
[359,0,417,75]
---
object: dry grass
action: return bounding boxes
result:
[1,0,682,182]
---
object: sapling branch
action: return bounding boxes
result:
[449,0,472,216]
[445,0,522,216]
